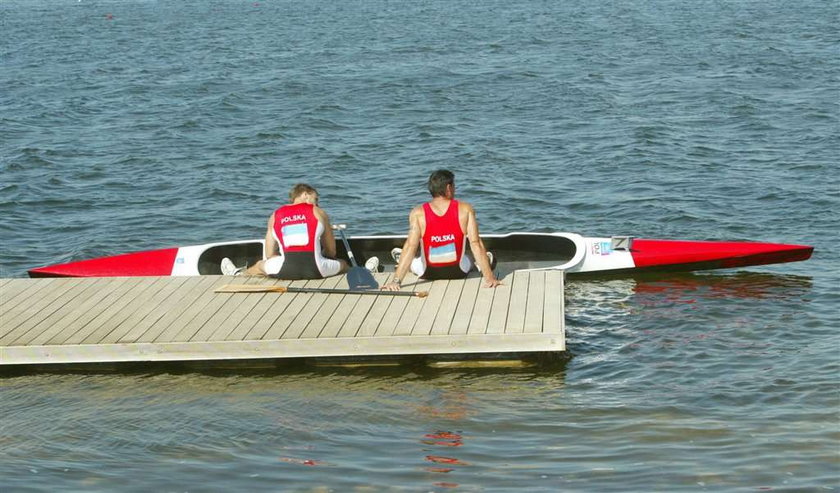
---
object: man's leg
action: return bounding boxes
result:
[245,261,266,276]
[319,257,349,278]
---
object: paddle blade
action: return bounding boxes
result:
[346,266,379,290]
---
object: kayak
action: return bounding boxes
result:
[27,233,813,278]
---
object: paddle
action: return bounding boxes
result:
[215,284,427,297]
[333,224,379,290]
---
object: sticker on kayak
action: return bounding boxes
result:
[281,223,309,247]
[592,241,612,256]
[429,242,457,263]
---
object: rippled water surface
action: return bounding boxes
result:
[1,0,838,491]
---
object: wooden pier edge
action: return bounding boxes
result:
[0,333,564,366]
[1,270,565,367]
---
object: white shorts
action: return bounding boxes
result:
[410,254,473,277]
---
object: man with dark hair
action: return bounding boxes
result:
[383,169,501,290]
[221,183,352,279]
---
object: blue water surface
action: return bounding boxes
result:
[1,0,838,491]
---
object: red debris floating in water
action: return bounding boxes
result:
[425,432,462,440]
[423,431,463,447]
[280,457,322,466]
[425,455,469,466]
[422,439,463,447]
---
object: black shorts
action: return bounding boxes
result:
[269,252,325,280]
[420,264,470,280]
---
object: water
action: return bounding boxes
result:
[1,0,838,490]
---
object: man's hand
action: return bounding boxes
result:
[382,281,401,292]
[483,277,502,288]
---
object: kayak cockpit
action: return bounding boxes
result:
[196,241,263,275]
[194,233,582,275]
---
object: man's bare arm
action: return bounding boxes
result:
[264,213,278,259]
[383,207,423,290]
[465,204,501,288]
[314,207,337,258]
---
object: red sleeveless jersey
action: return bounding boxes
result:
[422,200,465,267]
[273,203,318,254]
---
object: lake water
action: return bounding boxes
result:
[1,0,838,490]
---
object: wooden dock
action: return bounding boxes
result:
[0,271,564,367]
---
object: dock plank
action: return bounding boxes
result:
[255,279,313,340]
[429,278,468,336]
[543,271,564,336]
[524,271,546,333]
[369,275,422,337]
[448,274,482,335]
[151,276,251,342]
[1,278,57,312]
[25,277,124,346]
[486,273,515,334]
[61,277,158,345]
[326,273,393,339]
[269,278,336,340]
[388,278,434,336]
[467,275,497,335]
[298,276,350,339]
[319,292,361,338]
[1,278,77,336]
[199,277,273,342]
[78,277,173,345]
[356,275,402,337]
[103,276,194,343]
[135,276,221,343]
[11,277,113,346]
[239,279,299,340]
[45,277,131,344]
[498,271,527,333]
[221,277,283,341]
[217,278,285,342]
[1,278,89,345]
[337,272,394,337]
[413,280,451,336]
[186,277,266,342]
[163,277,239,342]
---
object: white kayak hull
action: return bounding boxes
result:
[28,232,813,278]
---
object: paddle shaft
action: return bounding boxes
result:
[216,285,427,297]
[335,227,358,267]
[333,225,379,289]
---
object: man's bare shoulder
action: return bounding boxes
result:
[313,205,330,221]
[409,205,424,219]
[458,201,476,214]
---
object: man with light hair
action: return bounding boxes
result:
[222,184,350,279]
[383,169,501,291]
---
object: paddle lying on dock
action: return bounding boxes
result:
[215,284,427,297]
